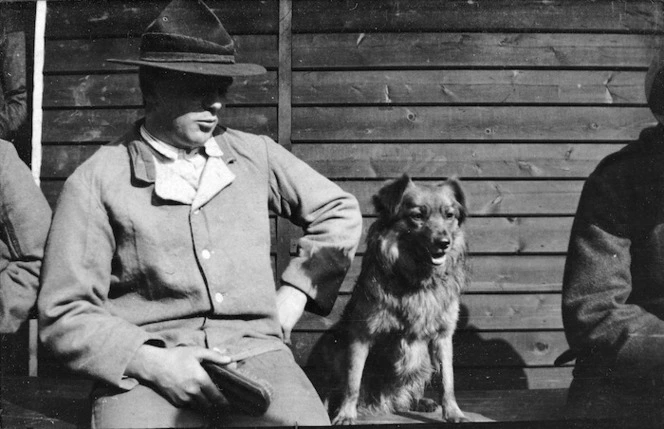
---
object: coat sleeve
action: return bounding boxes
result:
[38,171,162,389]
[0,142,51,333]
[562,172,664,375]
[264,138,362,316]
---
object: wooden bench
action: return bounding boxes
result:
[1,377,656,428]
[1,375,570,428]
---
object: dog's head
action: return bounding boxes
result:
[372,174,467,269]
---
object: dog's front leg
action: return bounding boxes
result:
[332,336,371,425]
[433,334,468,423]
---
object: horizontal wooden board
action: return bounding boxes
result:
[340,255,566,294]
[293,143,624,179]
[41,107,277,145]
[292,106,653,142]
[293,70,646,105]
[337,180,584,216]
[293,33,661,69]
[43,72,278,108]
[42,178,582,219]
[297,294,563,331]
[467,255,565,293]
[293,0,663,33]
[45,0,278,38]
[291,330,569,368]
[42,142,620,180]
[291,216,572,255]
[466,217,572,254]
[456,388,568,420]
[454,366,572,390]
[44,35,278,73]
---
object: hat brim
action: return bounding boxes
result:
[107,58,266,76]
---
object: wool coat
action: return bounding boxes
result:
[0,140,51,333]
[38,123,362,390]
[563,124,664,382]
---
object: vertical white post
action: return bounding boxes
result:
[31,0,46,186]
[28,0,47,377]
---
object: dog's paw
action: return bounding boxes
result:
[331,407,358,426]
[442,405,469,423]
[331,413,357,426]
[413,398,439,413]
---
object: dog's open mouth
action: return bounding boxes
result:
[429,250,447,266]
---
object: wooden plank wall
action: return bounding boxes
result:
[33,0,663,391]
[286,0,662,391]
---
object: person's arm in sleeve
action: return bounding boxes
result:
[265,137,362,317]
[0,142,51,333]
[0,26,27,140]
[37,172,162,389]
[562,172,664,375]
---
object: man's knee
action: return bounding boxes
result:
[91,383,207,429]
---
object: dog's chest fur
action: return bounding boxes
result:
[355,265,462,342]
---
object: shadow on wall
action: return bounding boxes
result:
[452,304,528,391]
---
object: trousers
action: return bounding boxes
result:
[90,349,330,428]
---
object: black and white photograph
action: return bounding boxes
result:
[1,1,663,428]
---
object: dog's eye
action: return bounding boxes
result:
[410,212,424,221]
[444,210,455,219]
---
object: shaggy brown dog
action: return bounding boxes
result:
[330,174,469,424]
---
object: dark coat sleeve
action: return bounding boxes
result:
[0,141,51,333]
[562,169,664,376]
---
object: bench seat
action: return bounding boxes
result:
[1,376,572,428]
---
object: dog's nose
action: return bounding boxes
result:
[436,237,451,250]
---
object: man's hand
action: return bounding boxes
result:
[125,345,232,410]
[276,285,308,345]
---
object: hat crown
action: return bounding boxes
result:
[106,0,266,76]
[140,0,235,60]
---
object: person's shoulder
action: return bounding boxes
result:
[591,125,664,182]
[67,131,135,183]
[217,127,278,159]
[0,139,20,160]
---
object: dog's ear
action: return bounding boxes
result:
[373,174,412,218]
[445,176,468,224]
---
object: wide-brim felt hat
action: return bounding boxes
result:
[646,48,664,125]
[107,0,265,77]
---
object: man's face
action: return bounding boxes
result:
[144,74,228,149]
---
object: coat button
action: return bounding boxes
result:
[201,249,211,259]
[214,293,224,304]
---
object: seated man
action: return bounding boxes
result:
[0,141,50,333]
[560,49,664,423]
[37,1,362,427]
